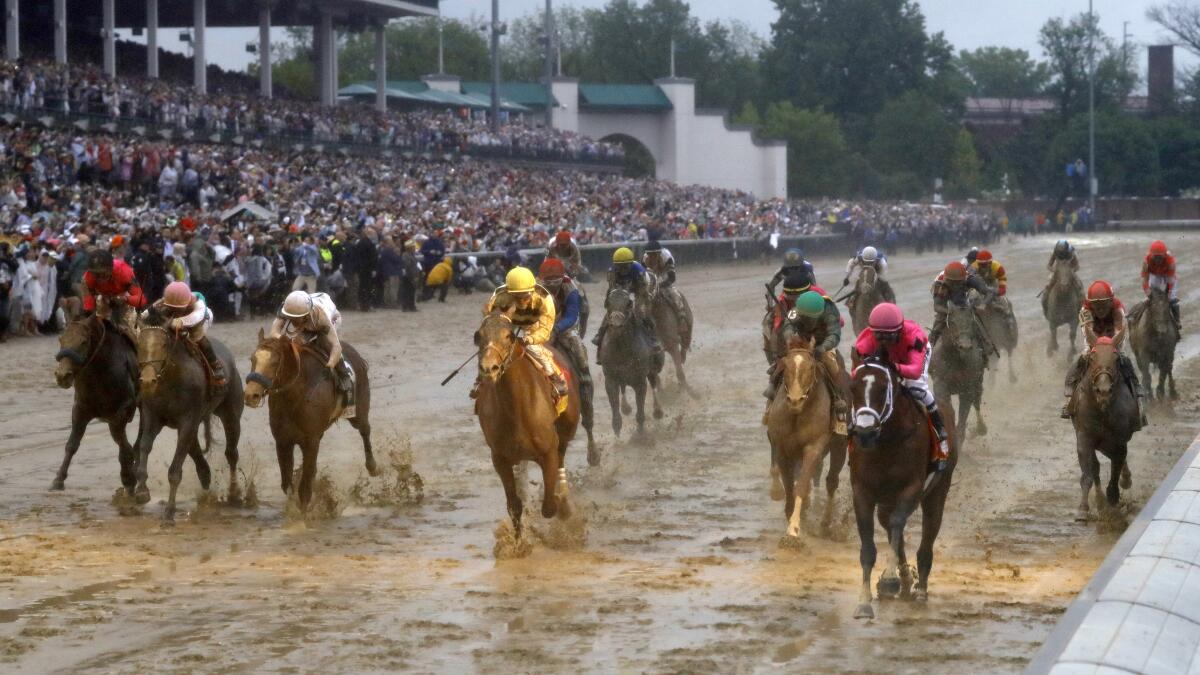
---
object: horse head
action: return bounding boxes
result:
[856,266,877,294]
[1088,337,1118,410]
[54,316,102,389]
[849,358,897,448]
[605,288,635,328]
[136,307,176,394]
[781,337,817,410]
[245,328,293,408]
[946,301,980,352]
[1146,287,1173,336]
[476,309,520,385]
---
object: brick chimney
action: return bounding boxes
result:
[1148,45,1175,112]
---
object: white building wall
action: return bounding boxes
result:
[549,78,579,134]
[689,112,788,199]
[576,112,669,178]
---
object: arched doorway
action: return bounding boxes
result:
[601,134,656,179]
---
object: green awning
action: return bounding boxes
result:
[462,82,558,109]
[340,83,530,112]
[579,84,672,111]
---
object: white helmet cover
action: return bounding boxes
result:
[282,291,313,318]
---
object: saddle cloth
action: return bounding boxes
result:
[182,339,222,388]
[524,350,570,416]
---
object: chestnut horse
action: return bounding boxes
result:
[244,331,378,510]
[475,310,579,537]
[1071,337,1138,521]
[766,340,848,539]
[51,316,140,492]
[848,357,957,620]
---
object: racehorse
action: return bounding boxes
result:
[599,288,664,437]
[766,339,848,538]
[651,284,695,394]
[930,300,987,443]
[1070,337,1137,521]
[134,307,243,524]
[977,293,1019,384]
[848,357,957,620]
[475,309,579,537]
[1043,259,1083,358]
[244,331,379,510]
[848,266,884,336]
[1130,287,1179,401]
[51,316,140,492]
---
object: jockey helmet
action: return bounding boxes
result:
[88,249,114,274]
[782,269,811,295]
[282,290,314,318]
[1149,240,1168,257]
[163,281,194,309]
[869,303,905,333]
[784,248,803,266]
[976,249,993,263]
[645,239,662,253]
[538,258,566,280]
[861,246,878,262]
[794,291,826,318]
[555,231,572,245]
[943,261,967,282]
[505,266,537,294]
[613,247,635,264]
[1087,280,1114,302]
[1055,239,1070,253]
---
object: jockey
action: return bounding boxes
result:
[765,268,827,364]
[771,290,848,425]
[643,239,689,330]
[842,245,896,303]
[546,230,584,277]
[961,246,980,267]
[483,266,567,397]
[1142,240,1181,333]
[969,250,1007,298]
[592,246,662,362]
[854,303,950,472]
[1061,281,1145,426]
[82,249,146,336]
[152,281,226,388]
[929,261,992,348]
[767,248,816,297]
[1042,239,1082,300]
[538,258,592,398]
[270,290,356,411]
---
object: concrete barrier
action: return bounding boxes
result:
[1104,220,1200,230]
[1026,433,1200,674]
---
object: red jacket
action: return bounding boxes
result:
[854,320,928,380]
[773,284,828,330]
[83,259,146,311]
[1142,254,1176,292]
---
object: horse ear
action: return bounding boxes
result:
[473,330,481,347]
[257,326,265,342]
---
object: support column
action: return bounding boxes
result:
[53,0,66,64]
[147,0,159,78]
[102,0,115,75]
[259,2,272,98]
[5,0,17,62]
[193,0,207,94]
[375,24,387,112]
[330,26,339,104]
[318,9,333,106]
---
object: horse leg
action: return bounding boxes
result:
[883,493,920,599]
[1121,460,1133,490]
[1007,349,1017,384]
[1107,446,1128,507]
[973,394,987,437]
[634,382,648,435]
[915,489,947,601]
[875,501,901,598]
[852,488,878,619]
[297,438,319,511]
[649,373,664,420]
[1047,324,1057,356]
[187,432,212,492]
[538,451,562,520]
[164,421,200,525]
[219,406,242,505]
[620,387,632,416]
[605,377,622,437]
[1075,435,1095,522]
[955,396,970,448]
[823,440,848,535]
[1140,357,1155,402]
[781,456,799,537]
[492,454,523,536]
[348,415,379,477]
[110,418,137,495]
[133,413,164,505]
[52,406,90,490]
[769,442,784,501]
[276,438,296,496]
[792,446,823,538]
[1169,360,1179,401]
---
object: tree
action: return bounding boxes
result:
[760,102,851,197]
[869,92,956,189]
[503,6,592,81]
[733,101,761,127]
[1038,13,1137,120]
[946,129,983,197]
[337,18,491,86]
[1148,1,1200,56]
[957,47,1050,103]
[1151,117,1200,195]
[1044,113,1160,196]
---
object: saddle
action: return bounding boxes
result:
[524,350,570,416]
[181,339,224,390]
[297,341,357,419]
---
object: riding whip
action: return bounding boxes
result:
[440,350,480,386]
[834,289,859,304]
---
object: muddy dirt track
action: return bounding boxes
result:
[1,231,1199,673]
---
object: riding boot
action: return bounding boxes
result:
[927,408,951,472]
[197,336,227,389]
[1062,356,1084,418]
[339,359,356,408]
[552,373,569,398]
[1120,356,1148,429]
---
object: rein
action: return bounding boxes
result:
[481,315,521,380]
[56,316,107,371]
[248,339,306,395]
[851,360,896,427]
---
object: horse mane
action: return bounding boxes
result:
[141,305,168,328]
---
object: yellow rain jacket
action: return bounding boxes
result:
[426,258,454,286]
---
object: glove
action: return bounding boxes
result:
[169,317,185,330]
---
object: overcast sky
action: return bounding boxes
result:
[143,0,1189,82]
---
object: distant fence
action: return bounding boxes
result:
[975,198,1200,223]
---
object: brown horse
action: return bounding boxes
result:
[766,340,848,538]
[1071,338,1137,522]
[51,316,140,492]
[930,300,987,443]
[244,332,378,510]
[475,310,580,537]
[652,286,695,395]
[1130,287,1179,401]
[135,309,243,524]
[1043,259,1083,357]
[848,357,957,620]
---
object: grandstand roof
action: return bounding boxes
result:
[462,82,558,110]
[578,84,673,111]
[64,0,438,30]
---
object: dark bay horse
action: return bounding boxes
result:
[848,266,884,336]
[930,300,987,443]
[51,316,140,492]
[766,341,848,539]
[1043,259,1083,357]
[599,288,664,437]
[1071,338,1138,521]
[651,286,695,395]
[244,331,378,510]
[134,309,243,524]
[849,358,957,620]
[1130,287,1179,401]
[476,310,579,537]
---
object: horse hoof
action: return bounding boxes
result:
[365,458,380,478]
[1121,474,1132,490]
[49,479,65,491]
[975,425,988,437]
[621,403,632,415]
[913,588,928,603]
[770,481,784,502]
[160,515,176,528]
[1074,509,1089,522]
[557,497,572,520]
[853,603,875,620]
[134,488,151,505]
[653,408,664,420]
[877,576,901,598]
[587,444,601,467]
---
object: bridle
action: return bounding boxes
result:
[480,314,522,380]
[851,360,896,429]
[246,338,303,394]
[56,315,105,372]
[137,325,178,382]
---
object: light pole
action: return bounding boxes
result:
[490,0,501,133]
[1087,0,1096,216]
[544,0,554,128]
